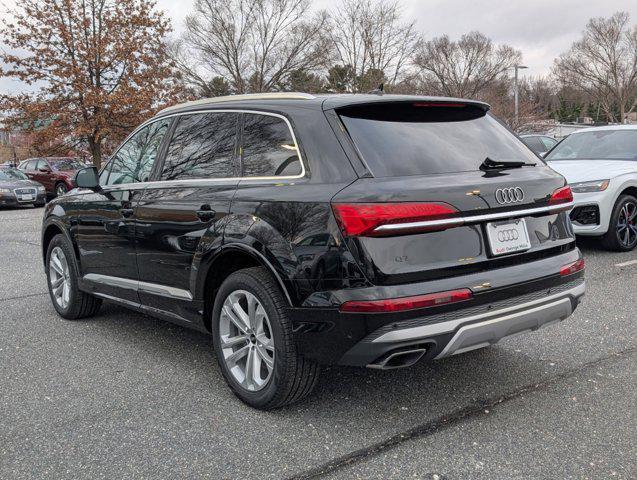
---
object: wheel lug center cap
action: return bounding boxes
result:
[249,334,257,344]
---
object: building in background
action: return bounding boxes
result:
[0,118,34,165]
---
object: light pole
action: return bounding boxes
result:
[513,65,528,125]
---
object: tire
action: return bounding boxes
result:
[55,183,68,197]
[45,234,102,319]
[212,267,319,410]
[601,194,637,252]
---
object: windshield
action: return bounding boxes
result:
[338,103,539,177]
[0,168,29,181]
[546,130,637,161]
[51,159,83,171]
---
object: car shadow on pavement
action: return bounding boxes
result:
[85,301,553,420]
[0,204,44,211]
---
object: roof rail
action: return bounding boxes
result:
[159,92,316,114]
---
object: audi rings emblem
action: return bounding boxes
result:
[497,229,520,242]
[495,187,524,205]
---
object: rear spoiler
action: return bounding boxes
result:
[321,95,490,112]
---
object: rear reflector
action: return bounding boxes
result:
[331,202,461,237]
[339,289,473,313]
[549,186,574,206]
[560,258,585,276]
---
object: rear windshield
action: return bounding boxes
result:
[338,103,539,177]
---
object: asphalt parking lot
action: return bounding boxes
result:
[0,206,635,479]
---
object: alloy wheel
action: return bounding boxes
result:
[218,290,275,391]
[49,246,71,309]
[616,201,637,249]
[56,184,68,196]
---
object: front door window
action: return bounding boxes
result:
[101,119,171,186]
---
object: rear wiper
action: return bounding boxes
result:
[480,157,536,171]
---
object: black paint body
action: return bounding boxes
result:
[41,95,583,366]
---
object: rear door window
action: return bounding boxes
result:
[50,159,83,171]
[241,113,302,177]
[338,103,539,177]
[160,112,239,181]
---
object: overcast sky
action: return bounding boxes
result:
[2,0,637,93]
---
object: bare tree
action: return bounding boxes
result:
[328,0,417,92]
[177,0,330,95]
[413,31,521,98]
[553,12,637,123]
[481,78,553,134]
[522,77,559,116]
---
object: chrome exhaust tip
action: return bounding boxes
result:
[367,347,427,370]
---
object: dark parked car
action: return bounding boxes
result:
[0,166,46,207]
[41,93,585,409]
[19,157,84,197]
[520,134,559,157]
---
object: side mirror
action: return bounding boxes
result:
[75,166,100,190]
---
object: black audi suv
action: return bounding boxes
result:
[41,93,585,409]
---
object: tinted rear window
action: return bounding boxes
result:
[241,113,302,177]
[338,103,539,177]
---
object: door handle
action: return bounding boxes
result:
[120,208,135,218]
[196,205,216,222]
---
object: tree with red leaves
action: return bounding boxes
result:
[1,0,180,166]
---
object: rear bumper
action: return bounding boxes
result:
[387,280,583,360]
[336,279,584,366]
[289,249,585,366]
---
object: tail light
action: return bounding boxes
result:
[560,258,585,276]
[549,186,573,206]
[340,288,473,313]
[331,202,461,237]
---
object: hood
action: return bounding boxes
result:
[547,159,637,183]
[0,179,43,189]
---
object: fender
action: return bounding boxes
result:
[193,213,306,307]
[213,243,294,306]
[195,203,371,309]
[41,205,79,269]
[613,176,637,203]
[598,176,637,233]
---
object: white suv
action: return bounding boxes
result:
[546,125,637,251]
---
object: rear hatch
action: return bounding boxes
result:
[330,101,575,286]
